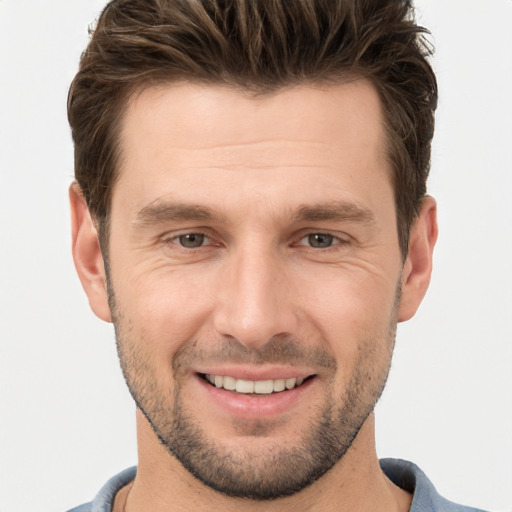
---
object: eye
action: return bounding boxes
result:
[175,233,207,248]
[303,233,337,248]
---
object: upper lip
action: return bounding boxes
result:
[194,366,316,381]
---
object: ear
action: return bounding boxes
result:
[398,196,438,322]
[69,182,112,322]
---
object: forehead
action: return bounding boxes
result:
[114,80,390,214]
[122,79,385,153]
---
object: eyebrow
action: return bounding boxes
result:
[135,201,218,226]
[296,202,376,225]
[133,200,376,226]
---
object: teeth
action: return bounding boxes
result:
[254,379,274,394]
[223,376,236,391]
[205,374,306,394]
[273,379,286,392]
[236,379,254,393]
[285,378,297,390]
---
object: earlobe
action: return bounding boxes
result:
[69,182,112,323]
[397,196,438,322]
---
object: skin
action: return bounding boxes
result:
[70,80,437,512]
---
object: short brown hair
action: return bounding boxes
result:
[68,0,437,256]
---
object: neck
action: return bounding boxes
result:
[117,411,411,512]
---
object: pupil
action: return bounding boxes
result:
[309,233,333,248]
[179,233,205,248]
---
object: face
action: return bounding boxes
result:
[87,81,410,498]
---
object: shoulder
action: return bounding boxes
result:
[65,467,137,512]
[380,458,489,512]
[66,504,92,512]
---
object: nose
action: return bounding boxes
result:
[213,244,299,349]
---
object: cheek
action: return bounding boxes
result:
[297,265,398,334]
[112,263,217,363]
[294,267,398,378]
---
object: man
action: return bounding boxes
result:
[66,1,486,511]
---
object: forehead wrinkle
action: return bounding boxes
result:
[139,143,338,172]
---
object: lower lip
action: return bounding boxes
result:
[194,374,315,419]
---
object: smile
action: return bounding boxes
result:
[202,374,308,394]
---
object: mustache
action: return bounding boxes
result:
[172,334,337,371]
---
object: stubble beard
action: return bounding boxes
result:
[109,283,399,500]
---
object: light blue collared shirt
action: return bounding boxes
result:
[67,459,488,512]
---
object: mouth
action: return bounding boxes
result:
[199,373,313,395]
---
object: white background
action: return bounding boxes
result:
[0,1,511,511]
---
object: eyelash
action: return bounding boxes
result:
[163,231,214,250]
[294,232,349,250]
[162,230,350,251]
